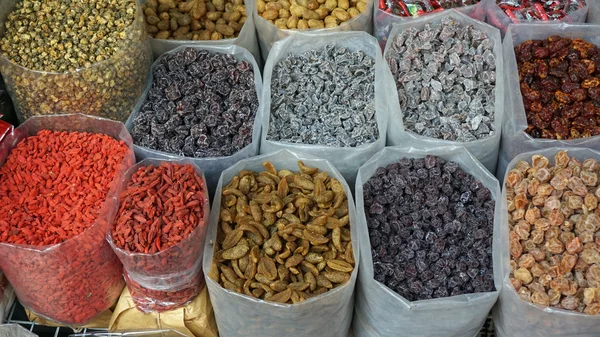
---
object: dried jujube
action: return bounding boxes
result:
[210,161,354,303]
[363,156,495,301]
[131,47,258,158]
[516,36,600,140]
[506,151,600,314]
[267,44,379,147]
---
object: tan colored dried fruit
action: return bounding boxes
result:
[212,160,354,303]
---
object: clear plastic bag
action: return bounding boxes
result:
[140,0,260,66]
[0,114,135,325]
[125,44,262,197]
[259,31,390,188]
[254,0,374,63]
[588,0,600,23]
[70,331,187,337]
[106,158,210,313]
[483,0,589,36]
[202,149,359,337]
[0,0,152,123]
[0,324,38,337]
[374,2,487,50]
[353,145,502,337]
[493,147,600,337]
[384,10,504,174]
[0,272,15,323]
[497,23,600,181]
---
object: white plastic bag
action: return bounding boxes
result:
[259,31,390,188]
[254,0,374,63]
[384,10,504,174]
[125,44,263,197]
[202,149,359,337]
[483,0,589,36]
[374,2,487,50]
[588,0,600,23]
[140,0,260,66]
[0,325,38,337]
[493,147,600,337]
[353,145,502,337]
[497,23,600,181]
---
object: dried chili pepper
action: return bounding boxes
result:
[109,161,209,313]
[516,36,600,140]
[0,129,131,324]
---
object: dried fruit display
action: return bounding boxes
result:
[386,17,497,142]
[0,128,131,324]
[210,161,354,303]
[516,36,600,140]
[257,0,368,29]
[363,155,495,301]
[0,0,152,122]
[506,151,600,314]
[110,162,209,312]
[143,0,248,40]
[267,45,378,147]
[497,0,586,22]
[379,0,481,17]
[130,47,258,158]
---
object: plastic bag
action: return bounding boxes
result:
[0,74,16,126]
[0,120,11,148]
[139,0,260,66]
[497,23,600,181]
[492,147,600,337]
[0,324,38,337]
[353,145,502,337]
[0,272,14,322]
[0,114,135,325]
[125,44,262,197]
[259,31,390,188]
[374,2,487,50]
[483,0,589,36]
[70,330,188,337]
[384,10,504,174]
[254,0,374,63]
[0,0,152,123]
[106,158,210,313]
[588,0,600,23]
[203,149,359,337]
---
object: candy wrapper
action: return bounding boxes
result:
[375,0,486,49]
[484,0,588,35]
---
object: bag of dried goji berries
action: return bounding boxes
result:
[493,147,600,337]
[106,158,210,313]
[203,149,359,337]
[125,44,263,197]
[497,23,600,181]
[0,114,135,325]
[259,31,392,188]
[374,0,486,50]
[384,9,504,174]
[140,0,261,66]
[483,0,589,36]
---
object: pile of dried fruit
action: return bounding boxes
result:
[516,37,600,140]
[267,44,378,147]
[210,161,354,303]
[386,17,497,142]
[143,0,247,40]
[0,0,152,122]
[257,0,368,29]
[131,47,258,158]
[111,162,208,312]
[0,129,129,324]
[363,156,495,301]
[506,151,600,314]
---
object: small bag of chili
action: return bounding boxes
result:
[107,159,210,313]
[497,23,600,180]
[0,114,135,325]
